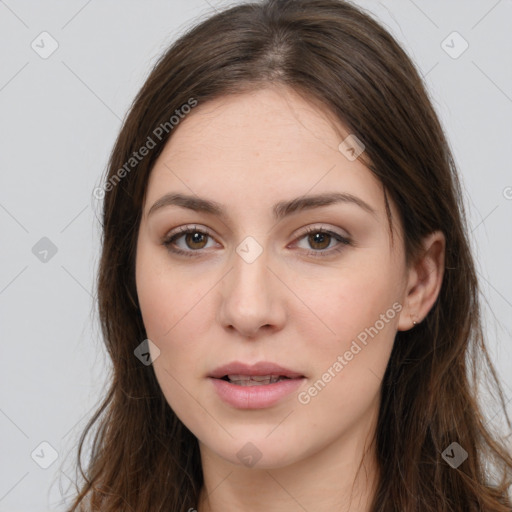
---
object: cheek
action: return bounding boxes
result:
[299,255,401,344]
[296,254,400,402]
[135,248,215,404]
[136,246,211,343]
[137,270,215,385]
[296,286,398,436]
[136,262,209,426]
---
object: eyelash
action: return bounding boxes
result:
[162,224,351,259]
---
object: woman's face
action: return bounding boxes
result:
[135,86,411,469]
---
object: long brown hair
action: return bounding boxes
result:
[67,0,512,510]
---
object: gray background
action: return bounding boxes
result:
[1,0,511,510]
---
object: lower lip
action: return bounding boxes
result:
[209,377,305,409]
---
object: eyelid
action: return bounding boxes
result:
[291,223,350,241]
[164,224,215,240]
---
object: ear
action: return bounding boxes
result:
[397,231,446,331]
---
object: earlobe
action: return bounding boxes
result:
[397,231,446,331]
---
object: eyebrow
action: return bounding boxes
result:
[147,191,378,221]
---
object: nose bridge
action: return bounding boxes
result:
[218,235,285,337]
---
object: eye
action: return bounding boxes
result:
[162,225,218,257]
[162,224,352,259]
[292,226,351,258]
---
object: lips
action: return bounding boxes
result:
[209,361,306,409]
[209,361,305,385]
[209,361,304,379]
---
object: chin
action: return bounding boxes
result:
[201,433,305,470]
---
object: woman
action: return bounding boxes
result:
[68,0,512,510]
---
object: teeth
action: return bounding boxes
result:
[227,374,280,381]
[227,374,289,386]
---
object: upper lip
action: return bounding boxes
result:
[209,361,305,379]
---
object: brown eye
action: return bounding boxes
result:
[162,226,217,257]
[293,226,351,258]
[184,231,209,250]
[307,232,332,250]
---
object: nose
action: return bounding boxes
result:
[217,242,287,339]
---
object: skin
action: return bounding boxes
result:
[135,85,445,512]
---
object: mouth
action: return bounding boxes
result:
[218,374,296,386]
[209,361,305,382]
[209,364,306,409]
[208,362,306,410]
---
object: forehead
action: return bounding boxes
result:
[143,86,387,222]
